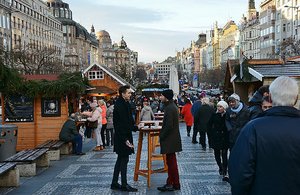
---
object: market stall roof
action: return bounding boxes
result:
[22,74,58,81]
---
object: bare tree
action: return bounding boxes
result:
[11,43,63,74]
[280,37,300,58]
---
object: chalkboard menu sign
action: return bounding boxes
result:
[4,95,34,122]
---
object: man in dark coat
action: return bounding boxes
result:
[157,89,182,192]
[229,76,300,195]
[225,93,250,150]
[59,113,84,155]
[191,94,203,143]
[111,85,138,192]
[248,85,269,119]
[194,97,215,150]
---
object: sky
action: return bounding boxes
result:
[63,0,262,63]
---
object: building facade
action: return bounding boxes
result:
[47,0,98,72]
[0,0,12,50]
[260,0,276,59]
[240,0,261,59]
[11,0,63,51]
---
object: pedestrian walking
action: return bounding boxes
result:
[157,89,182,192]
[225,93,250,150]
[106,100,114,146]
[228,76,300,195]
[191,94,203,143]
[98,99,107,147]
[208,101,229,180]
[111,85,138,192]
[181,98,193,137]
[194,97,215,150]
[139,101,155,121]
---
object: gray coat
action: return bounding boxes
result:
[159,100,182,154]
[106,105,114,129]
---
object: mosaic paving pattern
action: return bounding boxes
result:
[4,123,231,195]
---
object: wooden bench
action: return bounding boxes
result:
[0,162,19,187]
[4,148,49,177]
[36,140,73,160]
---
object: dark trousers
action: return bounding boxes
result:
[200,131,212,148]
[101,124,107,146]
[105,128,114,146]
[192,126,199,142]
[213,149,228,175]
[186,125,191,136]
[72,134,83,154]
[85,126,92,138]
[112,155,129,186]
[166,153,180,188]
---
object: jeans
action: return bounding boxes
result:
[94,124,103,146]
[72,134,83,154]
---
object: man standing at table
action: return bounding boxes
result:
[157,89,182,191]
[110,85,138,192]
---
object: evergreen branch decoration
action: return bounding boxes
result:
[233,59,252,81]
[0,65,89,97]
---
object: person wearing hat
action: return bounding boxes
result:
[157,89,182,192]
[229,76,300,194]
[208,100,229,181]
[225,93,250,150]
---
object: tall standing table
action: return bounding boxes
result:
[133,125,167,187]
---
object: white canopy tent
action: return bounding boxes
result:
[169,64,180,99]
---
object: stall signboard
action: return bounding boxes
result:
[41,98,61,117]
[4,95,34,122]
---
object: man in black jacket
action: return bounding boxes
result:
[229,76,300,195]
[111,85,138,192]
[59,113,85,155]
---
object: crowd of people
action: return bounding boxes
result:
[58,75,300,194]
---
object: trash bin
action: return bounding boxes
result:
[0,124,18,161]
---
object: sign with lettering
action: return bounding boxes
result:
[4,95,34,122]
[41,98,61,117]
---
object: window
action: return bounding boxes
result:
[283,23,286,32]
[88,70,104,80]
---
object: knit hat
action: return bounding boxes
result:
[217,100,229,110]
[162,89,174,100]
[228,93,240,102]
[90,102,98,108]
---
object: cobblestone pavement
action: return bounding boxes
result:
[2,123,231,195]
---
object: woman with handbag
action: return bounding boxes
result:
[82,102,103,151]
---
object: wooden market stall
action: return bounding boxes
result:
[1,73,86,151]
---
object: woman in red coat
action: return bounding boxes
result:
[181,98,193,137]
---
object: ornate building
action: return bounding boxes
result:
[240,0,261,59]
[0,0,13,50]
[96,31,138,83]
[259,0,276,59]
[11,0,63,51]
[46,0,98,72]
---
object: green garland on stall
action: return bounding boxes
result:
[233,59,253,81]
[0,64,89,97]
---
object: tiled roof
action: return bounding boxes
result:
[247,59,282,65]
[22,74,58,81]
[83,63,136,91]
[251,64,300,77]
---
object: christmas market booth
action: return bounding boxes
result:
[0,66,88,151]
